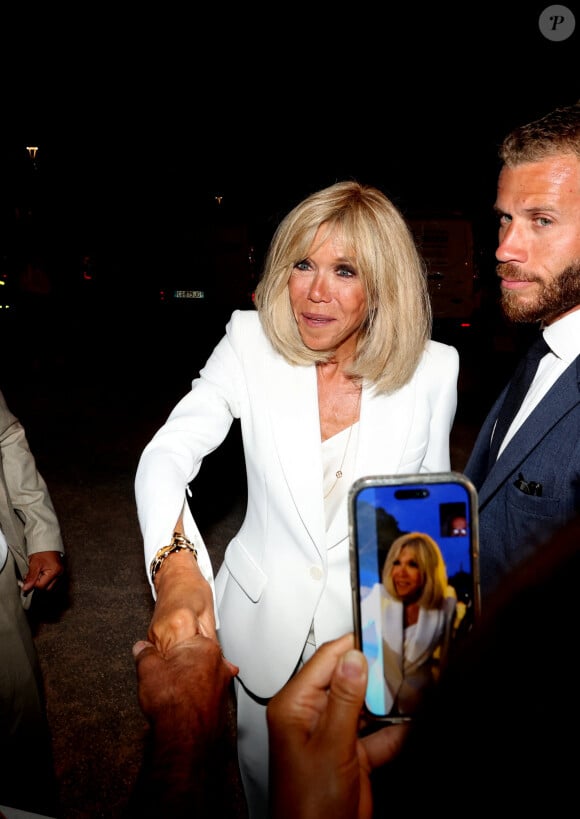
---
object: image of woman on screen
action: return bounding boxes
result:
[361,531,457,716]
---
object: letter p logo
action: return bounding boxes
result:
[539,5,576,40]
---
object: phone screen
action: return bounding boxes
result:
[348,472,480,722]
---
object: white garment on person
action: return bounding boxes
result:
[0,528,7,572]
[498,311,580,456]
[362,582,456,716]
[135,310,459,819]
[322,422,359,529]
[235,425,359,819]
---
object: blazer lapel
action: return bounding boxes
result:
[356,379,416,475]
[326,379,417,547]
[479,360,580,505]
[267,362,326,552]
[267,362,420,552]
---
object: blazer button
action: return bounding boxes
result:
[309,566,323,581]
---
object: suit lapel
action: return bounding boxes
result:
[356,379,416,475]
[326,379,417,547]
[478,359,580,505]
[267,362,326,551]
[267,358,420,551]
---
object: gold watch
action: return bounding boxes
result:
[150,532,198,583]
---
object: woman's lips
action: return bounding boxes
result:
[302,313,334,325]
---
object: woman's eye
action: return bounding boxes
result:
[294,260,311,272]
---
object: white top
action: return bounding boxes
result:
[322,422,360,529]
[498,309,580,456]
[298,422,360,659]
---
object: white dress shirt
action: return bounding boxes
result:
[498,308,580,457]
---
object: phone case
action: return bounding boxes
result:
[348,472,480,722]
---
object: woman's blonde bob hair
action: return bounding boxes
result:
[382,531,449,610]
[253,180,432,395]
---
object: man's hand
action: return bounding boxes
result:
[22,550,64,593]
[267,633,409,819]
[130,634,239,817]
[133,635,238,733]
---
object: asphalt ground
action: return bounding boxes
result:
[1,310,250,819]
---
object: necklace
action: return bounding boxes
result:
[323,386,362,499]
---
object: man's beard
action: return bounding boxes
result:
[498,260,580,323]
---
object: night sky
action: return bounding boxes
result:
[3,4,578,269]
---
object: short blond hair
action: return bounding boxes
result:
[500,100,580,166]
[254,180,432,395]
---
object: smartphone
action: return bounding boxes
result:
[348,472,480,723]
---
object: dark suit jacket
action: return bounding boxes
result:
[464,355,580,599]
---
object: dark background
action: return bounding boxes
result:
[2,3,578,384]
[3,4,578,282]
[0,4,577,817]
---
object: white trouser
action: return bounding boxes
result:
[234,629,317,819]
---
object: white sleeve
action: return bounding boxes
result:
[135,317,245,609]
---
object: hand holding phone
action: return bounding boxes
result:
[348,472,480,723]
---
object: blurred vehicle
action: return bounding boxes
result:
[157,204,258,322]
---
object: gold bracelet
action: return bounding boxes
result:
[150,532,198,584]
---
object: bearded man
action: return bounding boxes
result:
[464,100,580,598]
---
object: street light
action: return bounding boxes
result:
[26,145,39,171]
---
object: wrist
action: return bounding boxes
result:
[150,532,198,585]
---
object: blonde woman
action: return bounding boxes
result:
[363,531,457,717]
[135,180,459,819]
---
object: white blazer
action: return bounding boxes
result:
[135,310,459,698]
[362,582,457,716]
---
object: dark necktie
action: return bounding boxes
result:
[487,334,550,469]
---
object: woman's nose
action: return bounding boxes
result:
[308,272,331,301]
